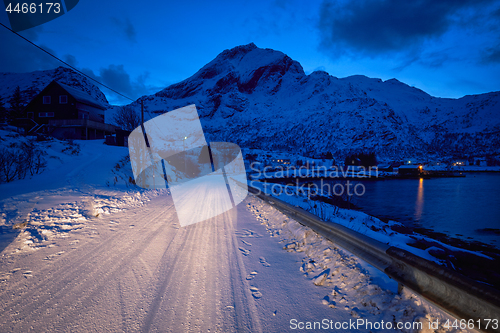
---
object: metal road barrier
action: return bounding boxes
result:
[236,179,500,333]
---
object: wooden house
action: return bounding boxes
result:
[398,164,424,176]
[21,80,117,139]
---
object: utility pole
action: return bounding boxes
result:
[141,99,144,126]
[141,100,145,188]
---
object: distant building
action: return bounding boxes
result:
[378,161,403,172]
[398,164,424,176]
[105,129,131,147]
[473,157,488,167]
[452,159,467,166]
[19,80,116,140]
[272,158,291,165]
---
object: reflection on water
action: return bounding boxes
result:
[320,173,500,248]
[415,178,424,221]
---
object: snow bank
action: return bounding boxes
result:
[246,196,468,332]
[0,130,168,255]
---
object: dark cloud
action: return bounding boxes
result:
[493,6,500,17]
[63,54,78,67]
[393,47,462,72]
[111,17,136,43]
[0,26,157,104]
[318,0,497,56]
[0,26,60,72]
[82,64,160,104]
[392,56,420,72]
[483,43,500,63]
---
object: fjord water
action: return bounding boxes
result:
[352,173,500,248]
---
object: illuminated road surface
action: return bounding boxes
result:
[0,184,345,332]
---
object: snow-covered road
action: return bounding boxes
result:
[0,140,463,332]
[1,192,250,332]
[0,191,462,332]
[0,188,352,332]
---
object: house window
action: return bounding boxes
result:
[27,112,34,119]
[59,95,68,104]
[43,96,51,104]
[39,112,54,117]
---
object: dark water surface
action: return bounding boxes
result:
[319,173,500,248]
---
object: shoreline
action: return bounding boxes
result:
[250,179,500,290]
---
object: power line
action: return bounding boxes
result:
[1,21,165,134]
[0,22,135,102]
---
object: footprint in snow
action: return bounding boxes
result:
[0,273,11,282]
[235,229,261,238]
[246,271,258,280]
[250,286,262,299]
[259,257,271,267]
[241,240,252,246]
[238,247,251,256]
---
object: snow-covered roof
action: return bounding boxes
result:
[56,81,106,110]
[399,165,421,169]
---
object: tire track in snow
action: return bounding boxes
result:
[1,188,271,332]
[140,222,195,332]
[0,195,176,331]
[49,204,179,331]
[142,210,226,332]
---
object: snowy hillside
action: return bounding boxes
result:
[0,66,109,108]
[129,43,500,159]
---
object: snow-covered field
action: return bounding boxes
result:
[0,133,469,332]
[0,129,165,254]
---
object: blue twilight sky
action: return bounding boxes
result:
[1,0,500,105]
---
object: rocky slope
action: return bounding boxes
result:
[133,43,500,159]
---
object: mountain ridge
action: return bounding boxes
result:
[1,43,499,160]
[133,43,500,159]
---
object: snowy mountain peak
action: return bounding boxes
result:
[156,43,305,100]
[218,42,258,60]
[197,43,304,81]
[143,44,500,158]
